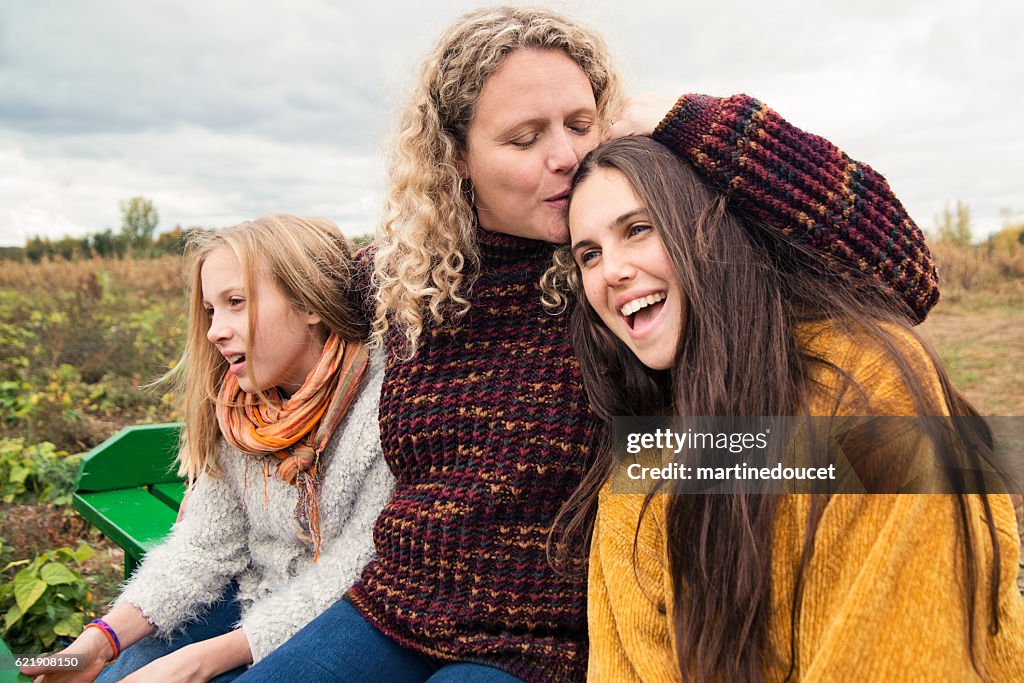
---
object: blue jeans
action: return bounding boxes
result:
[97,585,245,683]
[237,598,524,682]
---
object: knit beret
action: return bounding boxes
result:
[653,94,940,324]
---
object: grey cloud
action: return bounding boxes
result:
[0,0,1021,246]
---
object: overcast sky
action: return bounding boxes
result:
[2,0,1021,246]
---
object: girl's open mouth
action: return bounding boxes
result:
[621,293,666,331]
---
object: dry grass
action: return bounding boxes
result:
[920,244,1024,416]
[930,241,1024,303]
[0,256,186,450]
[0,255,185,297]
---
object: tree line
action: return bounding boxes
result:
[4,197,192,262]
[4,197,1020,263]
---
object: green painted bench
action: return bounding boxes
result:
[0,635,29,683]
[72,423,185,578]
[0,424,184,680]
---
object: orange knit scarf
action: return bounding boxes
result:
[216,334,369,560]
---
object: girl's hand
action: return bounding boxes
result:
[119,646,206,683]
[607,93,681,140]
[20,627,111,683]
[119,628,253,683]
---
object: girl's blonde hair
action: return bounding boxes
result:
[371,5,622,357]
[170,214,367,481]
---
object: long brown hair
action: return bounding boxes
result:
[168,215,368,481]
[559,137,1002,681]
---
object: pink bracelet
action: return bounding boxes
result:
[84,619,121,661]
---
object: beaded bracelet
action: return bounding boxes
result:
[84,618,121,661]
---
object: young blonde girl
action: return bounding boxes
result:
[564,100,1024,681]
[25,215,393,683]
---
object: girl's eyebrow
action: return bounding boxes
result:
[570,207,647,252]
[202,284,245,303]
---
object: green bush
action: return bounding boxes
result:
[0,258,184,451]
[0,543,95,652]
[0,439,81,505]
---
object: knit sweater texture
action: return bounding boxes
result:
[587,324,1024,681]
[115,351,393,663]
[347,228,598,682]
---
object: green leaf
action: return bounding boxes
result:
[73,542,95,563]
[53,612,84,637]
[9,464,29,485]
[0,558,29,572]
[13,573,47,611]
[3,603,23,630]
[40,562,78,585]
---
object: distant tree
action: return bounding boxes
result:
[996,207,1024,248]
[986,223,1024,253]
[25,236,52,263]
[0,246,25,261]
[153,226,187,255]
[89,229,114,258]
[119,197,159,250]
[935,200,972,246]
[54,236,82,260]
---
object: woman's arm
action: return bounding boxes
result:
[21,450,250,681]
[112,445,250,637]
[612,92,938,324]
[587,488,677,683]
[792,327,1024,678]
[605,93,679,140]
[19,604,154,682]
[788,492,1024,680]
[118,629,253,683]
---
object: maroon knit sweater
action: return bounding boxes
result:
[347,227,597,682]
[345,95,928,681]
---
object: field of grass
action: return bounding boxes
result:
[0,256,185,450]
[0,256,186,646]
[0,244,1021,648]
[920,291,1024,416]
[919,243,1024,416]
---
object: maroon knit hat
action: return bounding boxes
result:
[653,94,939,323]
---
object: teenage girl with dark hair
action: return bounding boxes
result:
[564,96,1024,681]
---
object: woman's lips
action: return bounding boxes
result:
[545,190,570,209]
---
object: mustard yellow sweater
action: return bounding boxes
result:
[588,323,1024,681]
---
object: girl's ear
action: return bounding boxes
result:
[305,311,322,327]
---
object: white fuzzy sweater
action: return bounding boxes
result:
[114,351,392,662]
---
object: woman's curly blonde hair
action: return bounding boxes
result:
[371,5,621,358]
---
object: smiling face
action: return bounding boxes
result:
[569,167,687,371]
[460,48,600,243]
[201,246,324,396]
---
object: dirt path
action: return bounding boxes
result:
[919,305,1024,416]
